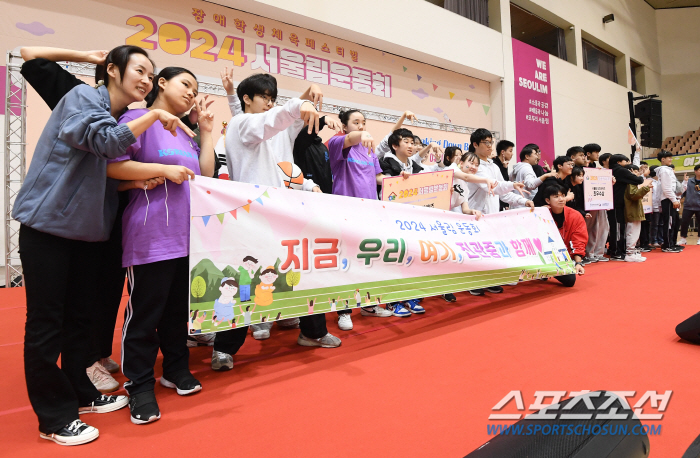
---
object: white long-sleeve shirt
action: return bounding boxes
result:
[651,177,662,212]
[467,158,528,214]
[509,162,542,209]
[225,97,316,191]
[656,165,678,203]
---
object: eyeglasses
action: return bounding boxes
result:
[480,141,494,147]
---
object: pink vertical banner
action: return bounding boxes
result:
[512,39,555,165]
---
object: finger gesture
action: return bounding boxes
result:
[220,67,235,95]
[156,109,195,138]
[404,110,418,123]
[513,181,530,196]
[324,117,342,132]
[361,131,376,154]
[193,97,215,133]
[300,101,320,135]
[188,95,214,126]
[308,84,323,110]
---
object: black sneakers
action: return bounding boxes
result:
[78,394,129,414]
[469,289,486,296]
[39,420,99,446]
[160,373,202,396]
[442,293,457,302]
[485,286,504,293]
[129,391,161,425]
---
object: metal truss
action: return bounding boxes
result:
[4,52,27,287]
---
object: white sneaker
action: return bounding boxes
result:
[679,237,687,246]
[697,239,700,246]
[99,357,120,374]
[86,361,119,394]
[338,313,353,330]
[624,254,644,262]
[360,305,393,318]
[40,420,99,446]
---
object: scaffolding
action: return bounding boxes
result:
[4,52,26,287]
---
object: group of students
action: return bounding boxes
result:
[14,43,690,447]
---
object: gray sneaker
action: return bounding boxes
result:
[251,322,272,340]
[211,350,233,371]
[297,332,341,348]
[277,317,300,329]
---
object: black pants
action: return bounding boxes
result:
[214,314,328,355]
[554,274,577,287]
[606,206,626,257]
[680,208,700,238]
[122,257,191,395]
[88,193,128,365]
[660,199,680,249]
[20,225,102,434]
[639,219,650,247]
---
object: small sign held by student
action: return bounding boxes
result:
[583,168,614,211]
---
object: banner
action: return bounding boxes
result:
[512,39,555,165]
[381,170,453,210]
[584,168,614,211]
[189,177,575,334]
[646,152,700,172]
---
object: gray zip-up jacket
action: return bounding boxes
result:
[12,84,136,241]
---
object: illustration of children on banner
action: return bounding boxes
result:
[253,266,278,321]
[235,256,258,302]
[212,278,238,328]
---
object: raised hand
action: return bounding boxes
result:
[192,97,215,133]
[404,110,418,123]
[188,94,214,126]
[85,50,108,65]
[300,101,320,135]
[220,66,235,95]
[307,84,323,110]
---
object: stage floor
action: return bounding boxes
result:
[0,247,698,457]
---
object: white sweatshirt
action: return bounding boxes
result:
[651,177,662,212]
[225,97,317,191]
[656,166,678,203]
[509,162,542,209]
[467,158,528,214]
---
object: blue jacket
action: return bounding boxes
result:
[12,84,136,241]
[685,177,700,211]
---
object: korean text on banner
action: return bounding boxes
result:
[583,168,614,211]
[189,178,575,334]
[381,170,453,210]
[512,39,555,165]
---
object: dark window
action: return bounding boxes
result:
[583,40,618,83]
[427,0,489,27]
[631,60,643,93]
[510,4,567,61]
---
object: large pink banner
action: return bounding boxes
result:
[512,39,555,165]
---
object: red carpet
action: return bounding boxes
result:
[0,248,698,457]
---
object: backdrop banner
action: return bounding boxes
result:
[512,39,555,165]
[189,177,575,333]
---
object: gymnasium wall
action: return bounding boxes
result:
[656,7,700,139]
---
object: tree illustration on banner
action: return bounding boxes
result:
[286,271,301,289]
[191,276,206,303]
